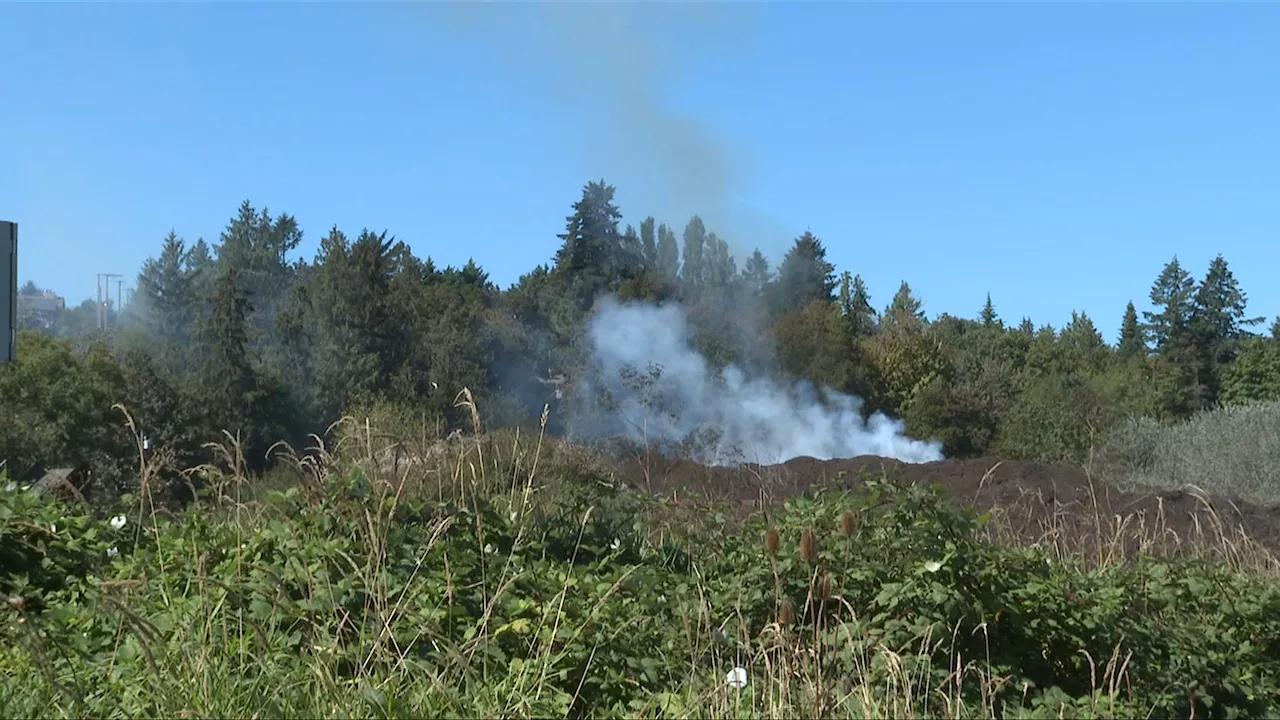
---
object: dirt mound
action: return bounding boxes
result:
[615,454,1280,556]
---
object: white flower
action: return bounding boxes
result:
[109,515,128,530]
[923,560,943,573]
[610,538,621,551]
[726,667,748,689]
[106,547,119,559]
[50,523,57,534]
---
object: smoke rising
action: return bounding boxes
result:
[574,298,944,466]
[418,2,788,261]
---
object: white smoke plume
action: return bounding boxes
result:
[574,297,944,466]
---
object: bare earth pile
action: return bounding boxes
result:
[613,453,1280,556]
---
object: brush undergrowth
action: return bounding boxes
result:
[1100,399,1280,506]
[2,398,1280,718]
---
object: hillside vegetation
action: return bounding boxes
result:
[7,183,1280,493]
[5,183,1280,717]
[4,412,1280,718]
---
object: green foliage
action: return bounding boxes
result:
[188,266,291,469]
[838,271,878,339]
[133,230,200,374]
[555,180,632,310]
[4,461,1280,718]
[884,280,926,329]
[995,373,1109,463]
[1143,255,1197,358]
[979,293,1000,328]
[864,321,951,417]
[0,332,133,485]
[724,478,1280,718]
[768,230,837,317]
[1222,339,1280,405]
[8,184,1279,509]
[1117,300,1145,361]
[772,299,859,395]
[1187,255,1267,408]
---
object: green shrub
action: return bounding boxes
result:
[1099,400,1280,506]
[3,460,1280,718]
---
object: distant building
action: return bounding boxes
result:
[17,290,65,329]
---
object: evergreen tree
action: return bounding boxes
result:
[772,230,837,315]
[1188,254,1264,407]
[1142,256,1197,356]
[191,265,282,463]
[1271,316,1280,340]
[1191,255,1263,343]
[186,238,216,302]
[201,267,254,397]
[1061,311,1104,353]
[838,271,878,337]
[884,280,926,328]
[19,281,40,296]
[211,201,303,363]
[979,293,999,328]
[851,274,872,326]
[741,249,771,294]
[554,179,626,309]
[1117,301,1145,360]
[135,231,198,373]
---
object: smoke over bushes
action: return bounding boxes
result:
[571,297,943,465]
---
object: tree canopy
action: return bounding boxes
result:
[6,181,1274,483]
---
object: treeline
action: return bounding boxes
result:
[6,180,1280,488]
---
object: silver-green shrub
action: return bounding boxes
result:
[1099,399,1280,506]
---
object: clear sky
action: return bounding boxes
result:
[3,2,1277,341]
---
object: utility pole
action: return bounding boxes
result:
[115,279,123,317]
[97,272,121,331]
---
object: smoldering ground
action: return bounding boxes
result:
[570,297,944,466]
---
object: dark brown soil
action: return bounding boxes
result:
[614,454,1280,557]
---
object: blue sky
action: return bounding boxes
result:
[3,2,1277,341]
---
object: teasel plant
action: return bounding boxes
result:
[765,525,785,626]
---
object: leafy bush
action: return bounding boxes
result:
[0,332,134,485]
[3,456,1280,718]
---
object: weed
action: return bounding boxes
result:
[1,395,1279,718]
